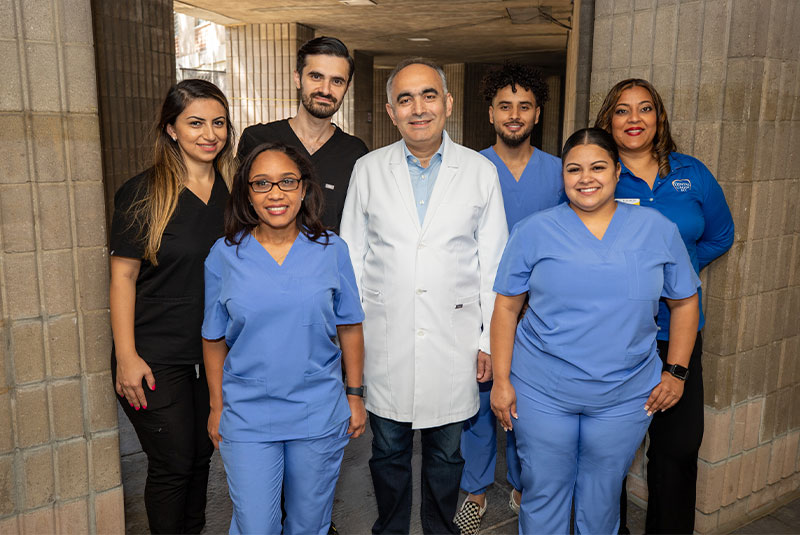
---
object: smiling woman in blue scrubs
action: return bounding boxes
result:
[202,143,366,535]
[490,128,701,534]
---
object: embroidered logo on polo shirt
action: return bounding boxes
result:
[672,178,691,192]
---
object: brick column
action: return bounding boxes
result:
[0,0,124,532]
[588,0,800,531]
[352,50,374,150]
[226,23,315,139]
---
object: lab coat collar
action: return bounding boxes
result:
[388,131,459,234]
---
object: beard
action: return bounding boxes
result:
[495,122,534,148]
[301,90,341,119]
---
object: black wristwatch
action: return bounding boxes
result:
[664,363,689,381]
[346,385,366,398]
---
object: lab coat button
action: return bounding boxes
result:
[416,288,425,295]
[417,330,424,337]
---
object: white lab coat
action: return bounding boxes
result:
[340,132,508,428]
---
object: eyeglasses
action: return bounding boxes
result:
[248,177,303,193]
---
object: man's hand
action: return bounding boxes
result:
[476,350,493,383]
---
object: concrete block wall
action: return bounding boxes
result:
[0,0,123,532]
[589,0,800,531]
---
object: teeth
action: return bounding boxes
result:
[579,187,599,193]
[267,206,287,214]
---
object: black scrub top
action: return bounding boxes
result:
[237,119,369,233]
[109,169,229,365]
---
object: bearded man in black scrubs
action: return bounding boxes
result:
[237,36,368,234]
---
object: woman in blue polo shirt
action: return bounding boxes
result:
[202,142,366,535]
[595,79,734,534]
[490,128,701,534]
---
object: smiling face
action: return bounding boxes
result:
[563,143,621,216]
[489,84,540,148]
[166,98,228,166]
[295,54,350,119]
[248,150,307,232]
[386,63,453,153]
[610,85,658,154]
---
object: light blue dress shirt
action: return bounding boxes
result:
[403,138,444,223]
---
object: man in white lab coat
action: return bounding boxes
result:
[340,57,508,534]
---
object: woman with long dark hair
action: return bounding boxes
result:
[596,79,734,534]
[202,142,366,534]
[109,78,235,533]
[490,128,701,534]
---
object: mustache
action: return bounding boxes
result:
[310,92,337,105]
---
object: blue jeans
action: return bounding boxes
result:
[368,412,464,534]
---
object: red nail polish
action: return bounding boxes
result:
[151,384,156,391]
[129,402,134,407]
[135,406,140,411]
[142,405,147,410]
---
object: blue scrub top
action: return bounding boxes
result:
[480,146,566,232]
[614,152,734,339]
[202,231,365,442]
[494,202,701,406]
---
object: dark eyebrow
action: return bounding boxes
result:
[496,99,533,106]
[396,87,439,102]
[186,115,206,121]
[591,160,609,165]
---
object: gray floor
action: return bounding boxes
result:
[118,405,797,534]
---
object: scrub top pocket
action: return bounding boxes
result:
[220,370,269,437]
[624,251,666,301]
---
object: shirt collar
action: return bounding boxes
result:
[620,152,683,179]
[402,133,446,167]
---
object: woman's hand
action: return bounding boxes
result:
[347,395,367,438]
[491,380,518,432]
[645,372,685,415]
[207,407,222,449]
[115,353,155,410]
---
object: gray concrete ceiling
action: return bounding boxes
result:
[173,0,573,68]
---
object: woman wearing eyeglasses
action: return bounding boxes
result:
[202,142,366,535]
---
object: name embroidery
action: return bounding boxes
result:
[325,183,335,190]
[616,198,640,205]
[672,178,692,192]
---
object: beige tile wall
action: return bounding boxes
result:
[0,0,127,531]
[589,0,800,531]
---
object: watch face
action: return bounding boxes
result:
[667,364,689,380]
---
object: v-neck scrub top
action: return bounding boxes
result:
[480,146,566,231]
[614,152,734,340]
[494,202,701,406]
[202,231,365,442]
[109,169,229,365]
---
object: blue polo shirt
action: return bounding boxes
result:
[614,152,734,340]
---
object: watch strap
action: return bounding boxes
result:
[664,363,689,381]
[346,386,365,397]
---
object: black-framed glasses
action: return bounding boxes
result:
[248,177,303,193]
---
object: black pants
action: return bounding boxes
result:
[619,333,704,534]
[114,360,215,534]
[368,412,465,534]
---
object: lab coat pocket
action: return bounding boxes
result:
[361,286,384,304]
[624,251,665,301]
[451,294,482,355]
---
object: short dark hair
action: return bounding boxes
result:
[560,127,620,165]
[225,142,328,248]
[481,62,549,107]
[296,36,355,84]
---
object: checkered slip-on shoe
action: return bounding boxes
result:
[453,497,488,535]
[508,488,521,515]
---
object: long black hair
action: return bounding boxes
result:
[224,142,328,247]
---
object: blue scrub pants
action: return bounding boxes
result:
[460,383,522,494]
[513,379,651,535]
[219,421,350,535]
